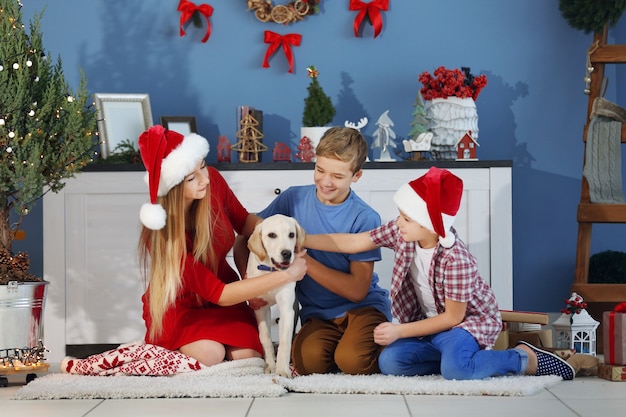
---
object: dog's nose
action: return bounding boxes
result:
[281,250,292,260]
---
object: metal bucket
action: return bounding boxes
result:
[0,281,49,350]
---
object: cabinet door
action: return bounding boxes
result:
[62,172,147,345]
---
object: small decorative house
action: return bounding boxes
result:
[456,130,479,160]
[273,142,292,162]
[217,135,231,162]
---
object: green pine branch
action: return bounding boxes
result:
[0,0,97,252]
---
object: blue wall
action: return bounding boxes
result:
[14,0,626,312]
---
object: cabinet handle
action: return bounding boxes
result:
[274,188,282,195]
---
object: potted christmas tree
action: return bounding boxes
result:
[301,65,336,153]
[0,0,96,361]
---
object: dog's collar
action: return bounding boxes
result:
[257,264,277,272]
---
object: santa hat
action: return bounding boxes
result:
[392,167,463,248]
[138,125,210,230]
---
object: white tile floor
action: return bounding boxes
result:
[1,366,623,417]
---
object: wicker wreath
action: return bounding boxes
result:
[246,0,320,25]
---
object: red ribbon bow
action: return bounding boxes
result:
[177,0,213,43]
[262,31,302,74]
[349,0,389,38]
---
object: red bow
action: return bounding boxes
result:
[349,0,389,38]
[615,302,626,313]
[177,0,213,43]
[262,31,302,74]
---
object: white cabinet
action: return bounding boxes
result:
[43,162,512,362]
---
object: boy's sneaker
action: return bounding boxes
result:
[515,341,575,380]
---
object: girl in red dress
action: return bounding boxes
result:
[137,125,306,366]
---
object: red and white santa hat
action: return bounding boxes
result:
[138,125,209,230]
[393,167,463,248]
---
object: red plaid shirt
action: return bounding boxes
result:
[369,219,502,348]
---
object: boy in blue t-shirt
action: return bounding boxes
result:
[242,127,391,375]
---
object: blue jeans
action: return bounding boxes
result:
[378,327,526,380]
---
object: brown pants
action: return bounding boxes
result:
[291,306,387,375]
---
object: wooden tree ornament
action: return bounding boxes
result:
[231,114,268,163]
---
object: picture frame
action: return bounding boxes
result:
[160,116,198,137]
[94,93,153,159]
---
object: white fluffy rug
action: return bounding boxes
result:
[12,358,562,400]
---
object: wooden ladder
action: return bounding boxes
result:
[573,25,626,302]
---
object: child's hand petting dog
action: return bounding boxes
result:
[284,250,307,282]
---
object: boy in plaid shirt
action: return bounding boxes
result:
[305,167,575,380]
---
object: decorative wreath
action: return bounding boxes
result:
[559,0,626,34]
[246,0,321,25]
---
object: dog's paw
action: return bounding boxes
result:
[275,364,295,378]
[264,362,276,374]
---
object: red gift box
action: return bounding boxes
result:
[603,303,626,365]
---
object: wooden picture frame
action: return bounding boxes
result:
[160,116,198,137]
[94,93,153,159]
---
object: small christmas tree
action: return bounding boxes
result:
[302,65,336,127]
[408,91,428,140]
[0,0,97,283]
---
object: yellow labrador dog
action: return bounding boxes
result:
[246,214,305,377]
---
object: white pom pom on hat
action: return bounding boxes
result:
[393,167,463,248]
[138,125,210,230]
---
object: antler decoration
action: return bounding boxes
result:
[344,117,368,131]
[262,31,302,73]
[178,0,214,43]
[349,0,389,38]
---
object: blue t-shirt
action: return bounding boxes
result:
[258,184,392,322]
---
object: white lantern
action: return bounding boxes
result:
[552,297,600,356]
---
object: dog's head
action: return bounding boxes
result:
[248,214,306,270]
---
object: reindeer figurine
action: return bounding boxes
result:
[344,117,368,131]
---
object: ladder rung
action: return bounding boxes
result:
[590,44,626,63]
[578,203,626,222]
[571,283,626,302]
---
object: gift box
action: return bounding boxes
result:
[493,329,552,350]
[598,363,626,381]
[602,304,626,365]
[493,310,552,350]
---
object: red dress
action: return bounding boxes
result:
[142,167,262,354]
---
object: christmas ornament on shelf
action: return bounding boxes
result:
[272,142,292,162]
[371,110,397,161]
[403,91,432,160]
[0,0,97,284]
[344,117,368,131]
[217,135,231,162]
[418,66,487,160]
[295,136,315,162]
[231,114,268,162]
[301,65,336,154]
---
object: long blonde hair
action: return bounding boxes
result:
[139,177,216,340]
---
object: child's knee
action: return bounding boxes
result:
[334,347,379,375]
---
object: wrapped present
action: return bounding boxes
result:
[493,329,552,350]
[598,363,626,381]
[603,303,626,365]
[544,347,577,360]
